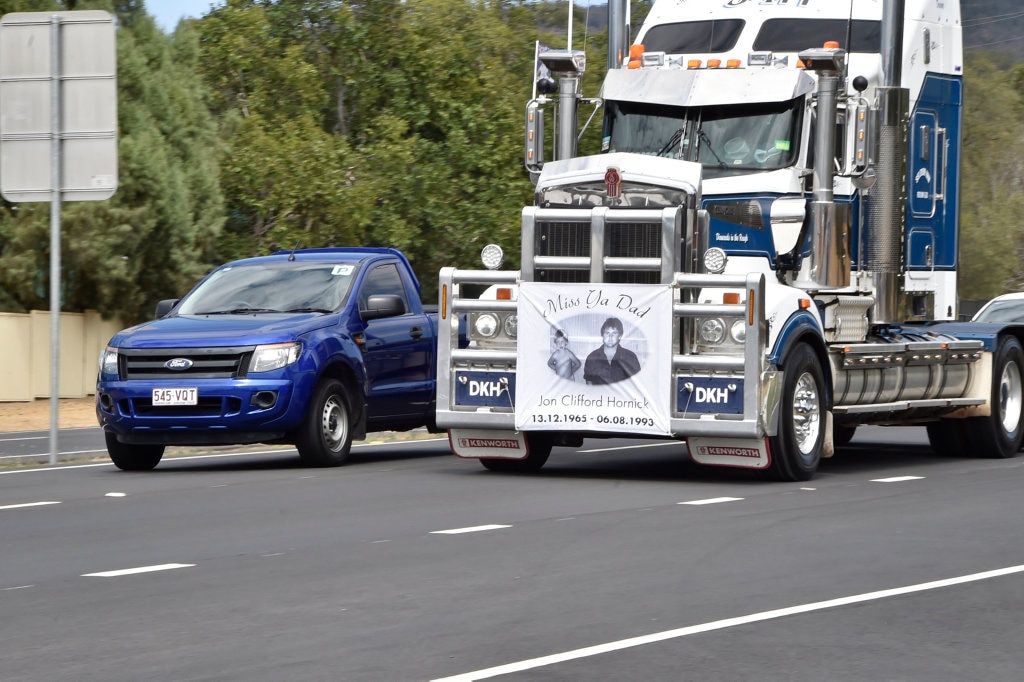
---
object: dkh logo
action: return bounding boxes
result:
[469,381,506,397]
[694,387,731,403]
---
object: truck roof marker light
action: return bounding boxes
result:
[726,59,742,68]
[628,44,644,69]
[496,288,513,301]
[688,59,702,69]
[824,41,840,49]
[708,59,722,68]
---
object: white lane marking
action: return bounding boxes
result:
[0,501,61,511]
[580,442,678,454]
[3,585,34,591]
[431,524,512,535]
[678,497,744,506]
[872,476,925,483]
[0,435,47,442]
[105,492,126,498]
[0,449,106,461]
[83,563,195,578]
[431,564,1024,682]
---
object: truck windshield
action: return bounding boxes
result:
[176,262,360,315]
[603,98,802,177]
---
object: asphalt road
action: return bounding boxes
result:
[3,428,1024,681]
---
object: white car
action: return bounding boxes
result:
[972,292,1024,323]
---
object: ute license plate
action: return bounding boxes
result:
[152,387,197,406]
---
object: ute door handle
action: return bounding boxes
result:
[409,326,423,340]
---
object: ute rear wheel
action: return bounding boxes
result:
[105,432,164,471]
[963,335,1024,458]
[769,343,825,481]
[480,433,553,472]
[296,379,355,467]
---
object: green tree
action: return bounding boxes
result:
[958,51,1024,298]
[0,1,224,323]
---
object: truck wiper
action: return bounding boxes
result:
[656,128,685,157]
[697,129,727,168]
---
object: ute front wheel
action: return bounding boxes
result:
[105,432,164,471]
[480,434,552,472]
[963,335,1024,458]
[296,379,355,467]
[769,343,825,481]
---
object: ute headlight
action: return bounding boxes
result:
[99,346,119,377]
[474,313,500,338]
[481,244,504,270]
[703,247,728,274]
[503,314,518,338]
[699,318,727,345]
[730,319,746,343]
[249,341,301,373]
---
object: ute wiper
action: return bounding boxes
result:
[198,307,281,315]
[285,307,332,314]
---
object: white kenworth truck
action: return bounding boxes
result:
[436,0,1024,481]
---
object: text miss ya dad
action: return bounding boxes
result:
[542,288,653,319]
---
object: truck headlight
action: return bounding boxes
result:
[730,320,746,343]
[503,314,518,338]
[699,318,726,345]
[249,342,301,373]
[99,347,119,377]
[473,313,500,338]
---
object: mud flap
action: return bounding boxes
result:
[687,437,771,469]
[448,429,528,460]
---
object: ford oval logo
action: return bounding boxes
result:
[165,358,194,371]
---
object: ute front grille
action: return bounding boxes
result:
[119,346,256,380]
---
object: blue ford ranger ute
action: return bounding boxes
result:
[96,247,439,470]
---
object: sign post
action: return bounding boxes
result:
[0,11,117,464]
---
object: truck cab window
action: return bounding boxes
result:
[641,19,745,54]
[604,98,802,177]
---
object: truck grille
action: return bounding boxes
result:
[535,220,661,284]
[118,346,256,380]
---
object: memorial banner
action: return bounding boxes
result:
[515,282,673,435]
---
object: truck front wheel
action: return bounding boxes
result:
[769,343,825,481]
[480,434,553,472]
[297,379,355,467]
[105,432,164,471]
[963,335,1024,458]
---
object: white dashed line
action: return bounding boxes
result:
[431,524,512,535]
[83,563,195,578]
[678,497,744,506]
[0,501,61,511]
[431,564,1024,681]
[872,476,925,483]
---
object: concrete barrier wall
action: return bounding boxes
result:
[0,311,125,401]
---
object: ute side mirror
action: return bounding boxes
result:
[155,299,179,318]
[361,294,405,321]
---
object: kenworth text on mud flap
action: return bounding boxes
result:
[97,248,439,470]
[436,0,1024,481]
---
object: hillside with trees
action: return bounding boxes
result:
[0,0,1021,322]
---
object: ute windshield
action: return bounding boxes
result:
[602,98,803,177]
[176,261,360,315]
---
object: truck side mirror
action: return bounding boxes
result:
[154,299,179,318]
[361,294,405,321]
